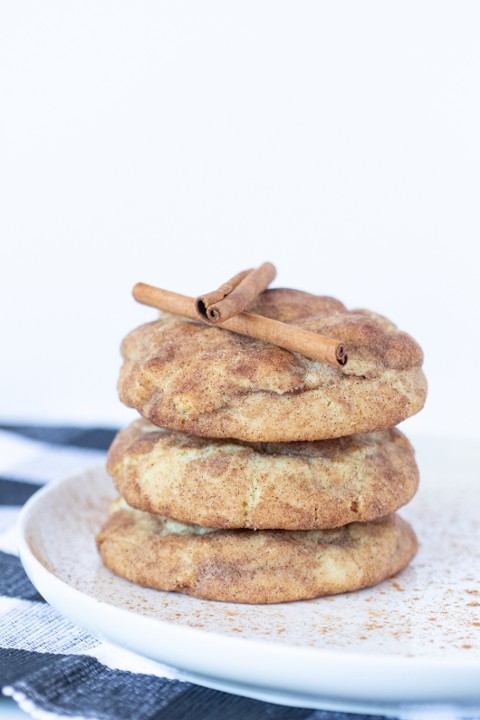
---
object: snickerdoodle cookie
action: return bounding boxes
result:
[107,420,419,530]
[96,506,417,604]
[118,289,427,442]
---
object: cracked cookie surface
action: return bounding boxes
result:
[96,508,418,604]
[118,288,427,441]
[108,420,419,530]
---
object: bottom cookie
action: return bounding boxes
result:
[96,504,417,604]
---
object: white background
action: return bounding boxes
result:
[1,2,479,439]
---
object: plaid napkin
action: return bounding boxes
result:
[0,425,471,720]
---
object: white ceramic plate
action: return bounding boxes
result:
[17,436,480,717]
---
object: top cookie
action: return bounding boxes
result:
[119,288,427,441]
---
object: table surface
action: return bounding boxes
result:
[0,700,29,719]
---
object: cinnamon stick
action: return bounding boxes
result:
[194,268,251,319]
[195,262,276,324]
[133,282,348,367]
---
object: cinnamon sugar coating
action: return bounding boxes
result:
[96,508,418,604]
[118,288,427,441]
[108,420,419,530]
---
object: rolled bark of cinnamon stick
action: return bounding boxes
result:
[133,282,347,367]
[195,262,276,324]
[195,268,252,321]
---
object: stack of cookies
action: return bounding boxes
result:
[97,286,427,604]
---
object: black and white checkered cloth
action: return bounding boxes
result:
[0,424,463,720]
